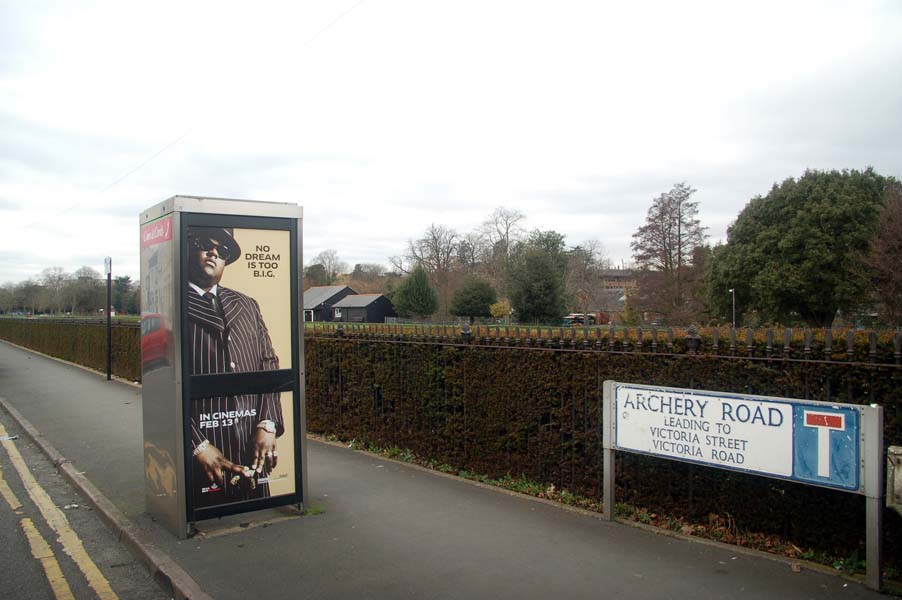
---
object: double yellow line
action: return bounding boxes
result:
[0,422,118,600]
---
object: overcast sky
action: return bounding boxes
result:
[2,0,901,285]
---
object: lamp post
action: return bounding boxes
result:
[728,287,736,329]
[105,257,112,381]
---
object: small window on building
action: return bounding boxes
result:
[304,310,314,322]
[334,307,342,319]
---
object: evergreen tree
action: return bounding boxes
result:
[112,275,132,313]
[509,248,566,325]
[393,266,438,319]
[449,277,497,319]
[706,168,893,326]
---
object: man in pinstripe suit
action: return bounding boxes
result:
[186,226,284,508]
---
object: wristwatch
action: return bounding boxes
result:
[256,419,277,434]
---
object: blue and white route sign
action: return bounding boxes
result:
[607,382,879,494]
[602,381,886,591]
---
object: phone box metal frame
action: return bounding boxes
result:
[602,381,885,591]
[889,446,902,516]
[139,195,307,539]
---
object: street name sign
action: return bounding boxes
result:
[611,383,867,491]
[601,381,885,590]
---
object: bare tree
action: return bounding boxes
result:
[455,231,485,273]
[407,224,458,273]
[311,249,348,284]
[67,267,104,314]
[0,282,15,313]
[480,207,526,297]
[40,266,70,314]
[631,183,707,318]
[405,224,459,314]
[349,263,389,293]
[16,280,44,315]
[861,182,902,325]
[564,239,610,316]
[388,255,409,275]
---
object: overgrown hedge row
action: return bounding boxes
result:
[0,319,141,382]
[306,336,902,568]
[310,321,902,364]
[3,319,901,567]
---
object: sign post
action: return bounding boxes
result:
[139,196,306,538]
[602,381,884,590]
[104,256,112,381]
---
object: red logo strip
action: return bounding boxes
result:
[141,216,173,248]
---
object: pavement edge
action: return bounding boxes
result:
[0,396,213,600]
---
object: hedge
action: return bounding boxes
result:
[305,331,902,570]
[0,319,141,382]
[2,319,900,568]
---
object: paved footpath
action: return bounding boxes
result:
[0,340,892,599]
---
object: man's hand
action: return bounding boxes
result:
[194,442,244,486]
[251,427,278,475]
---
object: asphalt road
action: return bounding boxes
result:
[0,339,892,599]
[0,412,167,600]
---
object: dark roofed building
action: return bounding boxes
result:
[304,285,357,322]
[598,268,637,295]
[332,294,396,323]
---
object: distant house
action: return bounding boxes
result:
[303,285,357,322]
[598,268,637,296]
[331,294,397,323]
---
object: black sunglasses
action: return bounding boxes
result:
[190,236,233,261]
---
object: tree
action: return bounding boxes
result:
[620,288,641,325]
[564,239,609,316]
[304,263,330,287]
[126,282,140,314]
[68,267,104,314]
[860,182,902,325]
[480,207,526,296]
[403,224,459,315]
[40,267,70,314]
[631,182,707,318]
[112,275,133,314]
[509,247,567,325]
[525,229,568,277]
[0,282,14,313]
[16,280,44,314]
[392,266,438,319]
[450,277,497,320]
[311,249,347,284]
[455,232,484,273]
[634,244,711,324]
[489,299,511,321]
[348,263,389,293]
[706,168,893,326]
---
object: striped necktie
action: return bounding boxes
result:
[203,292,227,331]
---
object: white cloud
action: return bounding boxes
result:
[1,0,901,284]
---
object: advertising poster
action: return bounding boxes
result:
[185,225,296,510]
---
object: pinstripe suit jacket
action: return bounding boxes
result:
[187,284,283,507]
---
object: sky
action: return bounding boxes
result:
[2,0,901,285]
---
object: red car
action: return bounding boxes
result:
[141,313,169,367]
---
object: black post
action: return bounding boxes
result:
[106,257,112,381]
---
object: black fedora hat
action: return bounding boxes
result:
[188,227,242,265]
